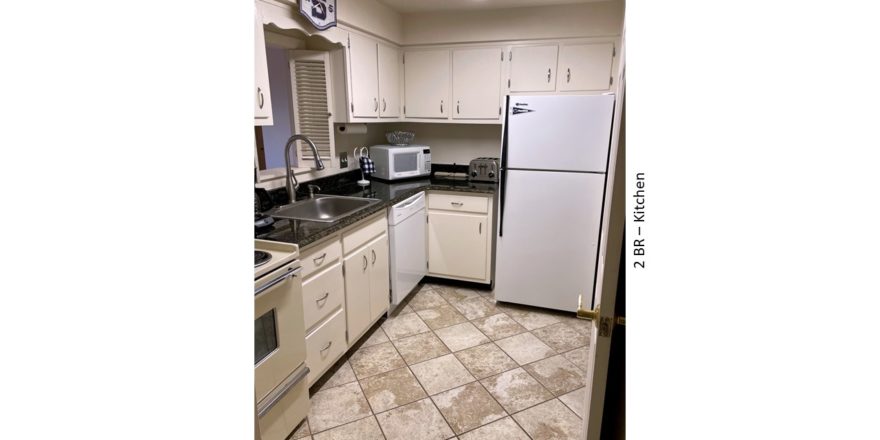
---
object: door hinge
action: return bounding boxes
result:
[351,102,354,112]
[347,36,350,49]
[507,78,511,88]
[402,53,405,64]
[427,261,429,269]
[499,106,501,115]
[609,76,613,86]
[501,51,503,61]
[508,50,512,61]
[342,264,346,276]
[612,45,616,57]
[403,105,406,114]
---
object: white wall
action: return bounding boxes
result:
[384,123,502,165]
[401,1,624,45]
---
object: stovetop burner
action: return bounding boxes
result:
[255,250,272,268]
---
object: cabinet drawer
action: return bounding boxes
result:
[305,309,347,385]
[342,215,388,254]
[428,193,489,213]
[302,263,344,332]
[301,240,342,279]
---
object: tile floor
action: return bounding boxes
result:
[291,282,592,440]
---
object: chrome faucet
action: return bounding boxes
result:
[307,184,321,199]
[284,134,326,203]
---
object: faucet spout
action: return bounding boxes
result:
[283,134,326,204]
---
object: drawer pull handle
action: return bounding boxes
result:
[362,255,368,271]
[313,253,327,265]
[316,292,330,304]
[547,68,551,82]
[371,249,376,265]
[479,222,482,234]
[451,201,463,207]
[320,341,333,352]
[566,68,571,83]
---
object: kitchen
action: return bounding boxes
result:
[253,1,625,439]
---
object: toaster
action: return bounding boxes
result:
[468,157,500,182]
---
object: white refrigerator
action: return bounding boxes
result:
[495,94,615,312]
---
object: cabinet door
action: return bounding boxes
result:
[368,235,390,320]
[427,211,487,281]
[343,247,372,342]
[452,48,503,120]
[509,45,558,92]
[348,33,379,118]
[557,43,615,92]
[378,45,401,118]
[404,50,450,119]
[254,7,273,124]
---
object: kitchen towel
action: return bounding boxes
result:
[359,155,375,175]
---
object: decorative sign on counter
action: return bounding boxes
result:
[299,0,337,30]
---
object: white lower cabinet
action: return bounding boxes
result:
[368,235,390,319]
[342,216,390,342]
[427,192,494,283]
[343,245,372,341]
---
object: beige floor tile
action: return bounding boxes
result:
[558,387,586,419]
[409,353,476,395]
[450,297,498,321]
[436,286,483,303]
[360,327,390,348]
[407,289,450,311]
[508,309,564,331]
[458,417,530,440]
[480,367,553,413]
[562,347,589,372]
[522,355,586,397]
[495,332,556,365]
[307,382,372,433]
[531,322,589,352]
[375,398,455,440]
[431,382,506,434]
[290,418,310,439]
[512,399,582,440]
[312,415,384,440]
[471,313,527,341]
[360,366,428,413]
[434,322,491,352]
[381,312,430,340]
[454,343,518,380]
[315,360,358,392]
[348,342,406,379]
[562,315,592,337]
[391,331,451,365]
[416,305,468,330]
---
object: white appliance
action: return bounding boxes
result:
[254,240,309,440]
[388,191,428,310]
[370,145,431,181]
[495,94,615,312]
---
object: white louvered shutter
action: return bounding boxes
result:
[289,50,335,168]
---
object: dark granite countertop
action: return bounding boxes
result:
[255,175,496,249]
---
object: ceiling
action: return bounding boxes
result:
[376,0,613,14]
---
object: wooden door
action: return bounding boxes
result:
[254,6,273,124]
[347,33,379,118]
[509,45,558,92]
[452,47,503,120]
[378,44,401,118]
[558,43,615,92]
[343,247,372,342]
[368,235,390,320]
[404,50,450,119]
[427,211,487,280]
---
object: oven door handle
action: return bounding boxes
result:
[254,266,302,297]
[256,364,310,418]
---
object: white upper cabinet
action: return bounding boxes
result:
[509,45,559,93]
[347,33,379,118]
[557,43,615,92]
[254,6,273,125]
[378,44,401,118]
[452,47,503,120]
[404,50,451,119]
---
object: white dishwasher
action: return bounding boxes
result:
[388,191,427,311]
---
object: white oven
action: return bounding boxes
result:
[370,145,431,181]
[255,241,309,440]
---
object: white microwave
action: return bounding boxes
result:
[370,145,431,181]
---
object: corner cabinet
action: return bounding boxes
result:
[254,5,273,125]
[427,192,494,284]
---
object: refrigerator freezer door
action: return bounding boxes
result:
[506,94,615,173]
[495,169,605,311]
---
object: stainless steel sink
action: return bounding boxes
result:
[271,195,380,223]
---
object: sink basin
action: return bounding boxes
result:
[271,195,380,223]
